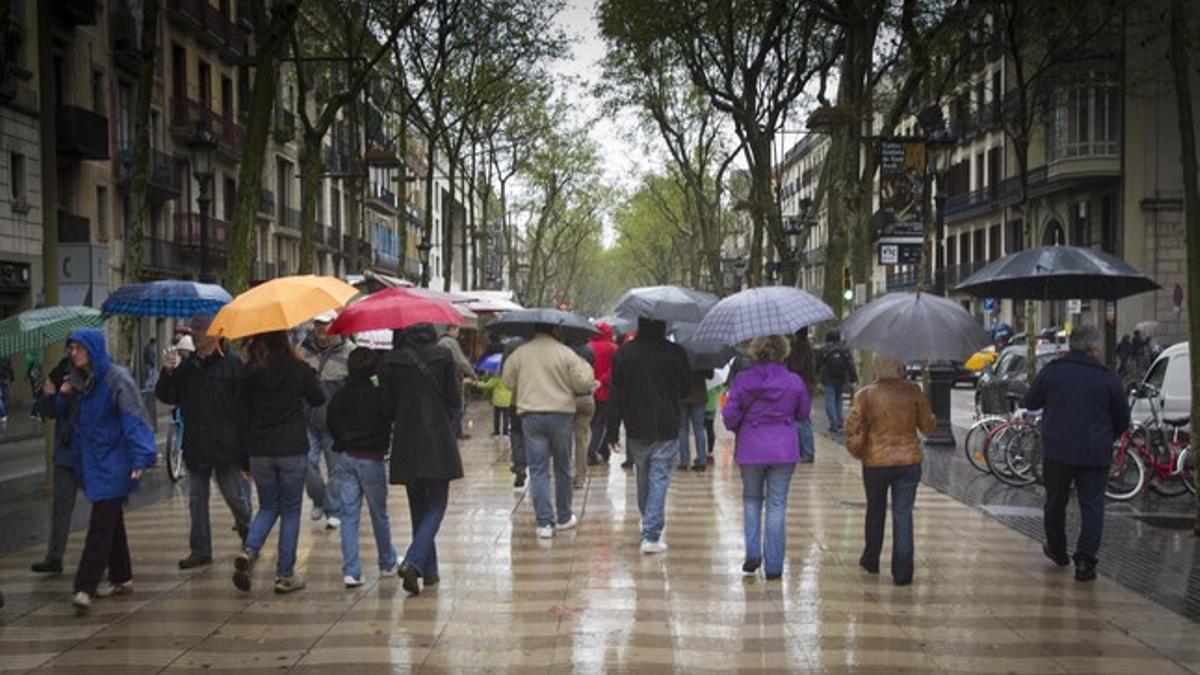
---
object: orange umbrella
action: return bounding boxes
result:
[207,275,357,340]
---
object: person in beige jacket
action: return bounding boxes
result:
[502,326,596,538]
[844,355,936,586]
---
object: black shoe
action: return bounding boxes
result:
[398,561,421,595]
[1074,559,1097,582]
[765,572,782,581]
[742,560,761,576]
[893,576,913,586]
[676,463,688,471]
[620,460,633,469]
[178,554,213,570]
[513,472,526,488]
[232,550,255,592]
[1042,544,1070,568]
[31,559,63,574]
[858,557,879,575]
[691,464,706,472]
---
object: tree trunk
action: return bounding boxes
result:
[422,136,436,287]
[228,69,281,294]
[1167,0,1200,533]
[821,124,854,318]
[36,0,60,494]
[296,131,322,274]
[347,97,363,273]
[398,118,410,279]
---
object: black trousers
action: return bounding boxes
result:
[704,415,715,456]
[492,406,512,435]
[587,399,610,461]
[74,498,132,594]
[1043,459,1108,564]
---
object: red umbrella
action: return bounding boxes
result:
[327,288,464,336]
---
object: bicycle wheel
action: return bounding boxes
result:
[166,423,186,481]
[964,417,1003,474]
[987,422,1034,486]
[1106,437,1145,501]
[1176,445,1195,496]
[999,426,1039,487]
[1147,432,1189,497]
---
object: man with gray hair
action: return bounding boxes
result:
[1023,324,1129,582]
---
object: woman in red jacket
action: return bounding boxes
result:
[586,322,618,465]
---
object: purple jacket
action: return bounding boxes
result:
[723,362,811,465]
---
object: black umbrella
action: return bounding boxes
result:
[486,308,599,344]
[671,322,737,370]
[955,245,1160,301]
[613,285,713,322]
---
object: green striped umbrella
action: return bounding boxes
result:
[0,306,106,357]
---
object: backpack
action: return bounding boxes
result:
[822,347,851,382]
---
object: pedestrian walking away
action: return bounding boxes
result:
[678,369,711,471]
[474,371,513,436]
[23,348,44,420]
[439,324,477,440]
[1023,324,1129,582]
[381,324,466,595]
[328,348,398,588]
[30,354,83,576]
[844,355,936,586]
[587,322,618,464]
[502,336,528,488]
[49,330,156,613]
[723,335,810,580]
[299,311,352,529]
[154,314,251,570]
[787,327,818,463]
[570,341,596,489]
[503,325,596,538]
[607,317,690,554]
[142,338,158,389]
[233,331,325,595]
[818,330,857,433]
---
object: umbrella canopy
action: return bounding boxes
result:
[692,286,835,346]
[487,308,599,345]
[0,306,105,357]
[613,285,710,323]
[101,280,232,318]
[840,291,991,362]
[672,322,736,370]
[476,353,502,374]
[326,287,463,336]
[955,245,1160,301]
[208,275,357,340]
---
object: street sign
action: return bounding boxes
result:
[880,244,898,265]
[982,297,996,313]
[1067,299,1082,314]
[877,240,922,265]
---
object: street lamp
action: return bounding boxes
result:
[416,237,433,288]
[188,126,218,282]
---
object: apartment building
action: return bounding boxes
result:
[777,133,831,297]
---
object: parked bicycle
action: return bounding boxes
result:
[165,407,186,481]
[1106,383,1191,501]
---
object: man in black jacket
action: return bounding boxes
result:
[156,315,250,569]
[607,318,690,554]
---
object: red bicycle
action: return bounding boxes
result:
[1106,383,1191,501]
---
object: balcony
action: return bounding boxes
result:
[53,0,97,27]
[373,249,400,269]
[167,0,248,61]
[251,261,279,283]
[942,261,986,291]
[272,109,296,143]
[116,146,183,201]
[258,189,275,218]
[56,105,110,161]
[276,206,301,238]
[58,210,90,243]
[110,0,143,72]
[885,267,933,292]
[174,212,231,254]
[366,185,398,213]
[322,146,349,175]
[341,234,371,260]
[942,184,997,223]
[170,97,246,158]
[996,166,1048,206]
[140,238,181,275]
[316,225,335,250]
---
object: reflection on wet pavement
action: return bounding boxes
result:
[0,404,1197,673]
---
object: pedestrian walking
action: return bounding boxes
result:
[474,371,513,436]
[380,324,465,595]
[678,369,711,471]
[607,317,690,554]
[30,355,81,575]
[23,348,43,420]
[723,334,810,580]
[844,355,936,586]
[569,342,596,489]
[50,330,156,612]
[232,331,325,595]
[327,348,398,588]
[1115,334,1132,378]
[438,324,476,440]
[299,311,352,529]
[142,338,158,389]
[502,336,528,488]
[787,327,818,463]
[154,314,250,570]
[703,377,721,464]
[817,330,857,433]
[586,322,618,465]
[1023,325,1129,582]
[503,325,595,539]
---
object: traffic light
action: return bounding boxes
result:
[842,267,853,302]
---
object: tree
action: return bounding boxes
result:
[610,175,695,287]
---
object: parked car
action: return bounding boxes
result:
[905,360,978,386]
[975,343,1068,415]
[1132,342,1190,425]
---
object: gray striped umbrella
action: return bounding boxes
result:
[839,291,990,361]
[0,306,105,357]
[691,286,835,346]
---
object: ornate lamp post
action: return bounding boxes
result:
[187,126,218,282]
[416,237,433,288]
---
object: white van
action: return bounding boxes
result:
[1133,342,1191,425]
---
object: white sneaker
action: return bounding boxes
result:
[640,539,667,555]
[71,591,91,610]
[325,516,340,530]
[310,506,324,521]
[556,515,578,531]
[343,575,363,588]
[94,580,134,598]
[536,525,554,539]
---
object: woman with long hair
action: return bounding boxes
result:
[232,330,325,594]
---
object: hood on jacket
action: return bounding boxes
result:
[395,323,439,349]
[67,329,112,381]
[594,322,614,341]
[636,318,667,341]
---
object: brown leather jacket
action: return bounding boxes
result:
[844,377,937,467]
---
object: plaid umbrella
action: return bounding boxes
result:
[613,285,710,323]
[0,306,105,357]
[102,280,232,318]
[692,286,834,346]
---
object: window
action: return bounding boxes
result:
[198,61,212,107]
[92,70,105,113]
[1050,72,1120,159]
[1100,195,1117,254]
[9,153,26,204]
[988,225,1001,260]
[973,229,985,262]
[946,234,957,266]
[975,153,985,190]
[221,76,233,118]
[96,186,109,241]
[1006,218,1024,253]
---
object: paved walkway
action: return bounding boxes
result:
[1,406,1198,673]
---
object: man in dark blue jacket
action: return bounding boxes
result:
[1023,325,1129,582]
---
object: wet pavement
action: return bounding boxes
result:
[0,402,1198,673]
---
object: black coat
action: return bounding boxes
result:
[155,348,243,469]
[381,326,464,484]
[236,354,324,461]
[607,321,691,442]
[1023,351,1130,467]
[327,375,392,456]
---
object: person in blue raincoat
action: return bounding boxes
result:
[49,329,156,612]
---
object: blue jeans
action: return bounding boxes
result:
[245,454,308,579]
[521,413,574,526]
[824,383,846,430]
[796,420,815,462]
[628,438,677,542]
[861,463,922,582]
[188,463,252,559]
[336,455,397,579]
[305,429,342,518]
[740,463,796,576]
[677,401,707,467]
[404,479,449,578]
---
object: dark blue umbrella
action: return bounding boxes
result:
[476,353,502,374]
[102,280,233,318]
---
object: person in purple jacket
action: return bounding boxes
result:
[723,334,811,580]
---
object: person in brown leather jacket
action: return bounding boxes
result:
[844,355,936,585]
